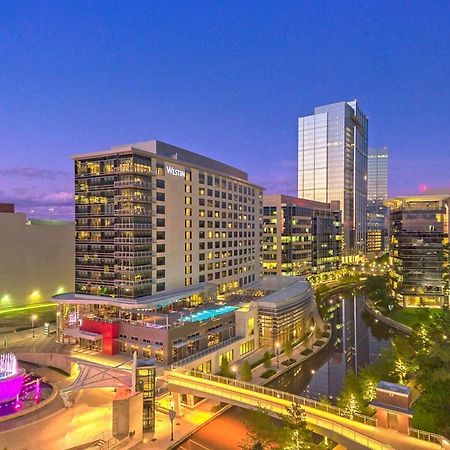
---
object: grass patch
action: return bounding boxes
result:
[300,348,313,356]
[261,369,277,379]
[250,353,275,370]
[387,308,447,328]
[281,358,296,366]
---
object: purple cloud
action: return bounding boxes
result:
[0,166,71,180]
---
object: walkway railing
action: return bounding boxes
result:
[180,369,377,427]
[409,427,443,445]
[170,336,243,369]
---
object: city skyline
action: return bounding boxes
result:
[1,1,449,220]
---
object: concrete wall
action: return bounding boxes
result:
[16,352,74,375]
[0,212,74,308]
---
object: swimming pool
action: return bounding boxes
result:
[181,305,238,323]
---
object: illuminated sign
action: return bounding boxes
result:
[166,166,185,177]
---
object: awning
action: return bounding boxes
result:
[172,341,186,349]
[187,335,202,342]
[150,343,164,350]
[64,328,102,341]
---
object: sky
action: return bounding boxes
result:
[0,0,449,220]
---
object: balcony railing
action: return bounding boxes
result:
[114,223,153,230]
[114,237,153,245]
[171,336,243,369]
[114,250,152,259]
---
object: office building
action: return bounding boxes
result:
[262,194,341,276]
[298,101,368,257]
[385,193,450,308]
[0,203,74,308]
[367,147,389,253]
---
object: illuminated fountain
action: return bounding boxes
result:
[0,353,25,404]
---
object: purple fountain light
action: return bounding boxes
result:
[0,353,25,404]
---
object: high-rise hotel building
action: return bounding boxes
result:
[298,101,368,257]
[53,140,262,362]
[367,147,389,253]
[73,140,262,298]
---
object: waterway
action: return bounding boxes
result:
[177,289,399,449]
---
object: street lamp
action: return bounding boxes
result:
[169,399,176,441]
[31,314,38,338]
[275,342,281,369]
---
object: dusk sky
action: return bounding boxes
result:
[0,1,449,220]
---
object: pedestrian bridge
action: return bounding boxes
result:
[164,369,446,450]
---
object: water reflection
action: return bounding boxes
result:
[270,292,397,402]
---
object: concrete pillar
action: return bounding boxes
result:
[186,394,196,407]
[172,392,182,417]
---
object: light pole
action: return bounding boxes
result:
[275,342,281,369]
[31,314,38,339]
[169,399,176,441]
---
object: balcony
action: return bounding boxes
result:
[115,264,152,273]
[114,250,153,259]
[114,180,153,189]
[114,209,153,216]
[114,237,153,245]
[114,223,153,230]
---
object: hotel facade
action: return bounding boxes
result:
[385,193,450,308]
[54,140,263,365]
[262,194,342,276]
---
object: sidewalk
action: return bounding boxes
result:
[132,399,222,449]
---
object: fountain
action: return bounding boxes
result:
[0,353,25,404]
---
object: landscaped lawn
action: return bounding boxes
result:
[387,308,448,328]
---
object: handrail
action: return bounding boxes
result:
[170,369,446,446]
[178,369,376,426]
[171,336,243,369]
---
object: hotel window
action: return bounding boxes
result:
[185,219,191,227]
[156,192,165,201]
[199,187,205,195]
[185,277,192,286]
[156,282,165,292]
[156,205,165,214]
[199,173,205,184]
[185,254,192,262]
[199,275,205,283]
[239,339,255,356]
[156,256,165,266]
[156,179,165,189]
[156,163,164,175]
[185,185,192,193]
[185,231,192,239]
[185,208,192,216]
[197,360,211,373]
[185,266,192,274]
[185,196,192,205]
[156,244,165,253]
[185,170,191,181]
[219,350,234,366]
[156,270,165,279]
[156,231,165,240]
[156,218,165,227]
[185,242,192,251]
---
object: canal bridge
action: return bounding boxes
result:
[165,369,446,450]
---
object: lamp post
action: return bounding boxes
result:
[31,314,38,339]
[169,399,176,441]
[275,342,281,369]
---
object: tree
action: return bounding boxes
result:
[283,429,313,450]
[241,360,252,382]
[219,355,233,378]
[283,340,293,359]
[342,393,361,420]
[262,351,272,369]
[239,408,279,450]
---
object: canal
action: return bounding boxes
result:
[176,290,398,449]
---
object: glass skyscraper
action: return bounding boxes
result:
[367,147,389,252]
[298,101,368,256]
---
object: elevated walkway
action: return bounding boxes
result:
[165,369,445,450]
